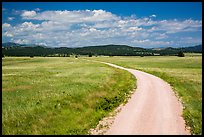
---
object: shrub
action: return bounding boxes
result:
[88,53,92,57]
[178,51,185,57]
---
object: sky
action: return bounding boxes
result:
[2,2,202,48]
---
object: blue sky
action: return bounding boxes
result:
[2,2,202,48]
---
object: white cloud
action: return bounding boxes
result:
[132,39,171,46]
[36,42,47,46]
[4,32,13,37]
[158,19,202,33]
[35,8,41,11]
[40,21,71,31]
[21,10,119,23]
[7,17,15,21]
[3,9,201,48]
[127,26,142,31]
[94,22,115,28]
[3,22,40,39]
[21,10,37,18]
[20,22,40,31]
[2,23,11,28]
[151,33,168,40]
[2,23,13,37]
[179,37,202,44]
[13,39,30,44]
[150,14,156,18]
[132,39,150,43]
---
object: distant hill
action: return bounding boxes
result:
[2,42,202,57]
[151,45,202,55]
[180,45,202,53]
[2,42,47,48]
[2,42,24,47]
[74,44,153,56]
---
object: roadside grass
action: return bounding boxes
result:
[87,54,202,135]
[2,57,136,135]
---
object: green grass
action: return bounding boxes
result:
[87,54,202,135]
[2,57,136,135]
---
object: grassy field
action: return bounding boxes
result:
[2,57,136,135]
[87,54,202,135]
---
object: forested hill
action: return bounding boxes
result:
[2,43,202,57]
[75,45,152,56]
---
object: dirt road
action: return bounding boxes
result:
[101,62,190,135]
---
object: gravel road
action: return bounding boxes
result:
[102,62,190,135]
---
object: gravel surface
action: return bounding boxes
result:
[94,62,190,135]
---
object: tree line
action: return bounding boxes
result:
[2,44,201,57]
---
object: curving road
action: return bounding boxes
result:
[100,62,190,135]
